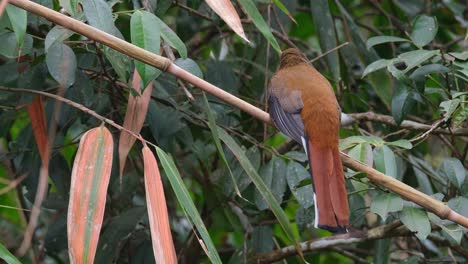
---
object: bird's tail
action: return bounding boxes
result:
[303,137,349,233]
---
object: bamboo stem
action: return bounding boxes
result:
[7,0,468,228]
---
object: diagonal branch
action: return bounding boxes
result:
[8,0,468,229]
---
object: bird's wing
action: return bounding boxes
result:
[268,94,304,144]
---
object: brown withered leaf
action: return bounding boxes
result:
[205,0,249,42]
[27,96,49,166]
[118,70,153,182]
[142,146,177,264]
[67,126,113,264]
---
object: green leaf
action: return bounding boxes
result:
[439,224,463,245]
[94,208,146,263]
[202,93,241,197]
[131,11,162,88]
[6,4,27,48]
[310,0,340,81]
[370,193,403,221]
[82,0,119,35]
[0,243,21,264]
[386,139,413,149]
[393,0,424,17]
[217,128,302,252]
[174,58,203,78]
[155,16,187,59]
[399,207,431,240]
[453,102,467,128]
[103,47,130,82]
[237,0,281,53]
[255,156,287,210]
[409,156,434,195]
[439,99,461,122]
[45,26,74,51]
[362,59,390,77]
[439,158,466,188]
[366,36,409,50]
[249,226,274,253]
[59,0,80,17]
[411,15,438,48]
[272,0,295,23]
[348,143,373,166]
[410,64,449,92]
[156,147,222,264]
[449,51,468,61]
[387,50,440,79]
[373,145,397,178]
[391,83,415,125]
[286,161,314,209]
[340,135,384,150]
[0,32,33,58]
[340,136,368,150]
[46,43,77,88]
[448,197,468,217]
[409,64,449,81]
[285,151,307,162]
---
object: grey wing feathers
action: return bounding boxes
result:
[268,95,305,144]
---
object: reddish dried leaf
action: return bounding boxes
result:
[27,96,49,166]
[67,126,113,264]
[0,0,8,17]
[118,70,153,181]
[205,0,249,42]
[142,146,177,264]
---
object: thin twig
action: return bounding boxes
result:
[346,112,468,136]
[410,119,444,142]
[162,43,195,101]
[310,42,349,63]
[0,174,26,195]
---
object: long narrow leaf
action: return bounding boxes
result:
[118,70,153,181]
[155,147,222,264]
[310,0,340,81]
[142,146,177,264]
[67,126,114,264]
[205,0,249,42]
[27,96,49,166]
[216,127,303,258]
[130,10,161,87]
[201,93,241,197]
[237,0,281,53]
[0,243,21,264]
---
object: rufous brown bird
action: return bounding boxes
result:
[268,48,349,233]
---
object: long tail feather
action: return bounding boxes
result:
[306,139,349,233]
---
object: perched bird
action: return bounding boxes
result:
[268,48,349,233]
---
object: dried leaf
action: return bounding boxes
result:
[67,126,114,264]
[118,70,153,181]
[205,0,249,42]
[27,96,49,166]
[142,146,177,264]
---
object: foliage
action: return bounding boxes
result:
[0,0,467,263]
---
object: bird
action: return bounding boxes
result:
[267,48,349,233]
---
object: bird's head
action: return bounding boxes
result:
[279,48,309,69]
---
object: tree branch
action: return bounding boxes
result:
[8,0,468,229]
[249,221,410,263]
[343,112,468,136]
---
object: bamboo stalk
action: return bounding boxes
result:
[8,0,468,228]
